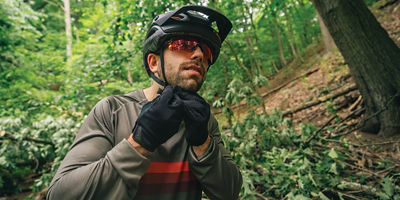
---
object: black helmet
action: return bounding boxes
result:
[143,5,232,86]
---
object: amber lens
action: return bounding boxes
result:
[168,39,212,62]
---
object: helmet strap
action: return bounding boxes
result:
[160,50,169,86]
[149,50,168,87]
[150,72,166,87]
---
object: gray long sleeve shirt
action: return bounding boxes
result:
[47,90,242,200]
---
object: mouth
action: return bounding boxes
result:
[183,64,203,76]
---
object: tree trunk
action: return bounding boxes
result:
[248,37,263,74]
[316,9,336,54]
[63,0,72,61]
[282,1,303,62]
[226,39,267,114]
[245,5,265,74]
[273,17,287,66]
[298,0,312,46]
[272,61,279,73]
[221,52,234,127]
[245,36,257,75]
[312,0,400,136]
[225,39,253,79]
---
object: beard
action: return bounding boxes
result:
[161,61,206,92]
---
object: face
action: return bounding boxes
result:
[150,39,211,92]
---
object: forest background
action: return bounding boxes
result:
[1,0,399,199]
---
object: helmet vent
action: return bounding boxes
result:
[171,13,189,21]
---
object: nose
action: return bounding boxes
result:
[190,47,205,62]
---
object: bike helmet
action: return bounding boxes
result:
[143,5,232,86]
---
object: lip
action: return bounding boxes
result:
[183,65,204,76]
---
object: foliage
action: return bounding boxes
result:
[221,110,400,199]
[0,116,79,195]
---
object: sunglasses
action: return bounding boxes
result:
[167,39,213,63]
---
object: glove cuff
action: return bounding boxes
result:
[132,124,157,152]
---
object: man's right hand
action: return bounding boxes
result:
[131,86,184,152]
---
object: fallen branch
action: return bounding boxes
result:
[213,67,320,115]
[357,140,400,147]
[332,190,363,200]
[338,181,379,197]
[0,132,54,146]
[377,165,400,175]
[254,191,270,200]
[347,96,362,112]
[297,114,336,144]
[333,91,400,137]
[340,161,382,179]
[332,121,361,137]
[282,84,358,116]
[326,107,365,137]
[261,67,320,98]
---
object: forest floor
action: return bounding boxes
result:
[219,0,400,131]
[215,1,400,198]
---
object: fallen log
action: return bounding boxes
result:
[261,67,320,98]
[282,84,358,117]
[0,131,55,146]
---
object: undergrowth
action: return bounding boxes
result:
[1,111,399,199]
[222,110,400,200]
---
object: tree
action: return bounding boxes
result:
[315,10,336,54]
[63,0,72,61]
[311,0,400,136]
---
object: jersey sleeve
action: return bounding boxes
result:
[47,97,150,200]
[188,114,243,200]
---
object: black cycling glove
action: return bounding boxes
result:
[176,88,210,146]
[132,86,184,152]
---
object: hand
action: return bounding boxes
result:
[132,86,184,152]
[176,88,210,146]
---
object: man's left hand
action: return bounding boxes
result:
[176,88,210,147]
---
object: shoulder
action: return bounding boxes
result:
[94,90,147,114]
[208,113,219,133]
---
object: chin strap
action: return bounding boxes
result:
[150,50,169,87]
[150,73,166,87]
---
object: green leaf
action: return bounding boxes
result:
[292,194,311,200]
[318,192,329,200]
[329,163,338,175]
[328,148,338,159]
[381,177,394,197]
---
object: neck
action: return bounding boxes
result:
[143,81,163,101]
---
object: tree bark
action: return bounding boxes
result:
[316,9,336,54]
[63,0,72,61]
[312,0,400,136]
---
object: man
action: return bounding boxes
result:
[47,5,242,200]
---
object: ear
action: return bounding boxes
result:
[147,53,160,74]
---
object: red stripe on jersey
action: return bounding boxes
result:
[136,180,200,195]
[145,161,190,173]
[136,161,201,195]
[140,171,196,184]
